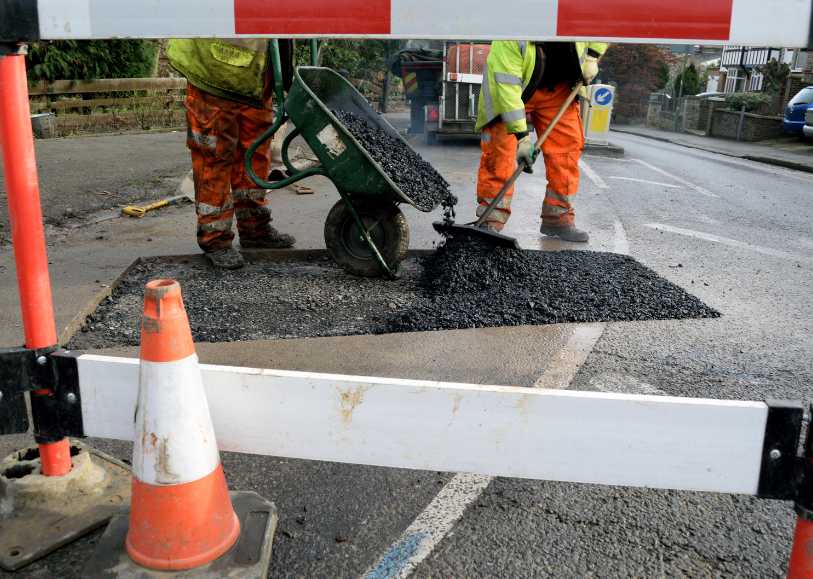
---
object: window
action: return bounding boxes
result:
[789,87,813,106]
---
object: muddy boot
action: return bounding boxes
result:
[540,223,590,243]
[205,247,245,270]
[240,227,296,250]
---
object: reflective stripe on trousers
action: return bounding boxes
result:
[476,83,584,230]
[186,83,274,251]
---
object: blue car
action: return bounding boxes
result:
[784,86,813,135]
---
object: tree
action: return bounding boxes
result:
[26,40,158,82]
[599,44,675,123]
[758,58,790,95]
[674,63,701,96]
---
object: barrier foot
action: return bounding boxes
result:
[82,491,278,578]
[0,442,131,571]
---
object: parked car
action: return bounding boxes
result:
[784,86,813,135]
[694,91,725,99]
[804,105,813,140]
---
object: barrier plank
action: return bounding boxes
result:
[77,354,769,495]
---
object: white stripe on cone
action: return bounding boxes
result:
[134,354,220,485]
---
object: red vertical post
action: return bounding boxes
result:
[789,517,813,578]
[0,46,72,477]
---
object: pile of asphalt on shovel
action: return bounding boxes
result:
[69,116,719,349]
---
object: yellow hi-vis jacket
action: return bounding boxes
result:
[475,41,608,133]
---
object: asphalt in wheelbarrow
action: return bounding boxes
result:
[68,240,719,349]
[333,110,457,219]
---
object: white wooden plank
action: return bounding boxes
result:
[729,0,812,47]
[77,354,769,495]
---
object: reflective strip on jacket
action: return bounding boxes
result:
[167,39,269,107]
[475,40,608,133]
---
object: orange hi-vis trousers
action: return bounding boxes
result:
[185,83,274,251]
[476,82,584,229]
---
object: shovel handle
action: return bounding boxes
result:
[474,82,583,228]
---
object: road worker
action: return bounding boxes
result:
[475,41,608,242]
[167,39,296,269]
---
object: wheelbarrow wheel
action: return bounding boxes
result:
[324,199,409,278]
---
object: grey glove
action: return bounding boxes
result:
[516,133,536,174]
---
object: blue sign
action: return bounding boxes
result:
[593,87,613,106]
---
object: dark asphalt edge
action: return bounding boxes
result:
[611,127,813,175]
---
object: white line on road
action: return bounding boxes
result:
[613,219,630,255]
[608,176,682,189]
[644,223,808,262]
[579,158,609,189]
[633,159,719,198]
[363,473,492,579]
[533,323,606,389]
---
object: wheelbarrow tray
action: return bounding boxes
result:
[286,66,434,212]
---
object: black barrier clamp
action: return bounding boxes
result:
[0,347,84,440]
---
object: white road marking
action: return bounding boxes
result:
[533,323,606,390]
[613,219,630,255]
[608,176,682,189]
[644,223,808,263]
[579,158,609,189]
[633,159,719,198]
[363,473,491,579]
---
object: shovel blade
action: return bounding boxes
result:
[432,221,521,249]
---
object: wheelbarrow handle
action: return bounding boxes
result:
[474,82,583,228]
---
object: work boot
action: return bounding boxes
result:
[205,247,245,270]
[240,227,296,249]
[540,223,590,243]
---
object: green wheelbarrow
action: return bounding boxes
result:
[247,46,437,278]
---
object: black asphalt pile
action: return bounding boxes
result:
[390,238,721,331]
[333,110,456,218]
[69,247,719,350]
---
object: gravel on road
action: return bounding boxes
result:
[333,110,456,218]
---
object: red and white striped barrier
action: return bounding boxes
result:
[3,0,808,46]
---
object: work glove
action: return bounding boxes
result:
[516,133,536,174]
[582,55,599,84]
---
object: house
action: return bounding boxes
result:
[719,46,810,93]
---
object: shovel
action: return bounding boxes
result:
[433,82,583,249]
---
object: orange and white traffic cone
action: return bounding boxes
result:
[84,279,277,577]
[126,279,240,570]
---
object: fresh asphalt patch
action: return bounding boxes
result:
[68,240,718,350]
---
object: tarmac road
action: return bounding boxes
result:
[1,128,812,578]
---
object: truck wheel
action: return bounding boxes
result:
[324,199,409,278]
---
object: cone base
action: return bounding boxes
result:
[125,466,240,571]
[83,491,278,578]
[0,444,131,572]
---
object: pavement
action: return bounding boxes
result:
[0,130,189,244]
[1,125,812,577]
[613,124,813,173]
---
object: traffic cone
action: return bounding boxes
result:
[84,278,277,577]
[126,278,240,570]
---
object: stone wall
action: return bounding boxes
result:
[710,110,784,141]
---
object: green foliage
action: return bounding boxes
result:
[656,61,670,91]
[758,59,790,95]
[724,91,771,112]
[674,63,701,96]
[26,40,158,82]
